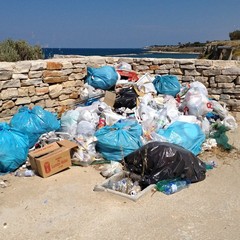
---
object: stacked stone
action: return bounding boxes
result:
[0,56,240,121]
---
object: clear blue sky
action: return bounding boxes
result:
[1,0,239,48]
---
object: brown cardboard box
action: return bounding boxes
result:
[103,91,116,107]
[28,140,78,178]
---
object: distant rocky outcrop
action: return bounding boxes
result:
[199,40,240,60]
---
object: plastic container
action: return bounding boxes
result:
[94,171,155,201]
[156,179,189,195]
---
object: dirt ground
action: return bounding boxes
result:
[1,115,240,240]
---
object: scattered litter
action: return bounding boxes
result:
[0,62,238,200]
[0,179,10,188]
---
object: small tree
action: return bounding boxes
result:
[229,30,240,40]
[0,39,44,62]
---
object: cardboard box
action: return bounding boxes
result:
[103,91,116,107]
[28,140,78,178]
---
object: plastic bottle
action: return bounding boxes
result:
[156,179,189,195]
[15,169,35,177]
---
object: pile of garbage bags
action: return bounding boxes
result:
[0,62,238,193]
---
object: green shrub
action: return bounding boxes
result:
[0,39,44,62]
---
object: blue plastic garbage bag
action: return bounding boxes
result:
[0,123,29,174]
[86,66,118,90]
[153,75,181,97]
[95,119,143,161]
[157,121,205,155]
[10,106,60,148]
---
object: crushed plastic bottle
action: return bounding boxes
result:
[15,169,35,177]
[156,179,189,195]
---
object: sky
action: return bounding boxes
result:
[0,0,240,48]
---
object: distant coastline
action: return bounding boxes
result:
[42,48,199,59]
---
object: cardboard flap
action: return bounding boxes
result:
[28,142,60,158]
[57,140,78,149]
[103,91,116,107]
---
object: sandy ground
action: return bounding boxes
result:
[1,116,240,240]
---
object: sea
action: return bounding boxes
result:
[42,48,199,59]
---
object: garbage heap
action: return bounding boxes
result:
[0,62,238,198]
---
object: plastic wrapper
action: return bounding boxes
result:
[123,141,206,189]
[95,119,143,161]
[0,123,29,174]
[10,106,60,148]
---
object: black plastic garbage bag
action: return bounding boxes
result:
[123,141,206,189]
[114,87,138,110]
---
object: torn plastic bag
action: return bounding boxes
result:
[10,106,60,148]
[114,87,138,109]
[157,121,205,155]
[123,141,206,189]
[95,119,143,161]
[86,66,118,90]
[0,123,29,174]
[153,75,181,97]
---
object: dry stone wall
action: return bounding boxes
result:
[0,56,240,121]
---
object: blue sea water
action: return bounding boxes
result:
[42,48,199,59]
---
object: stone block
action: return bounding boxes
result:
[30,61,47,71]
[14,62,31,73]
[15,97,31,105]
[0,62,15,71]
[47,62,63,70]
[69,73,86,80]
[235,76,240,85]
[222,67,240,75]
[180,64,195,70]
[36,87,49,95]
[1,88,18,100]
[149,65,160,70]
[49,84,63,98]
[217,83,234,88]
[43,70,63,78]
[21,78,43,86]
[184,69,201,76]
[62,81,76,88]
[59,99,76,106]
[12,73,28,79]
[45,99,59,108]
[170,68,183,75]
[69,92,79,99]
[18,87,29,97]
[215,75,236,83]
[2,100,15,110]
[202,69,221,76]
[43,76,68,83]
[1,79,21,89]
[0,71,12,80]
[28,71,43,78]
[59,94,69,101]
[220,94,231,100]
[62,61,73,69]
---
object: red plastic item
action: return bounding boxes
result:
[117,70,139,82]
